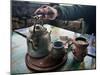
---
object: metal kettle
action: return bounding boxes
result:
[27,24,51,58]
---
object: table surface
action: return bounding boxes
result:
[11,24,96,74]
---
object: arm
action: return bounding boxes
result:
[55,5,84,20]
[48,5,96,34]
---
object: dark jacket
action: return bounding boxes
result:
[49,5,96,35]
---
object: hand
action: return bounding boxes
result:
[34,5,58,20]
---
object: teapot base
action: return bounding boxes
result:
[25,53,67,72]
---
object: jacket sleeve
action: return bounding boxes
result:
[48,5,96,34]
[54,5,96,21]
[55,5,84,20]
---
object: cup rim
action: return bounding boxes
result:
[53,41,64,48]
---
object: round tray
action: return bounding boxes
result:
[25,53,67,72]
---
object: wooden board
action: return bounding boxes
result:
[25,53,67,72]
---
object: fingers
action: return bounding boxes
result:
[34,5,48,15]
[34,5,58,20]
[34,8,43,15]
[34,8,40,14]
[41,5,48,8]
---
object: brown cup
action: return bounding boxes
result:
[72,37,89,62]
